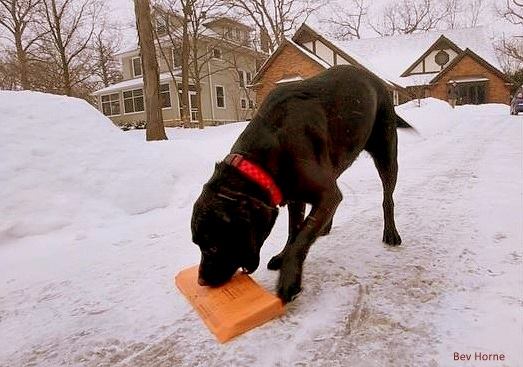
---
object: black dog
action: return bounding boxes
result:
[191,65,410,303]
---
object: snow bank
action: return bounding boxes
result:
[0,91,179,241]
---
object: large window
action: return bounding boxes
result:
[132,57,142,77]
[215,85,225,108]
[123,88,144,113]
[101,93,120,116]
[160,83,171,108]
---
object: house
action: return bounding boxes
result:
[251,24,511,107]
[93,15,266,128]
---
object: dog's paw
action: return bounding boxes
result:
[277,268,302,303]
[383,228,402,246]
[267,254,283,270]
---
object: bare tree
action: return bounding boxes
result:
[495,0,523,66]
[223,0,324,53]
[467,0,485,27]
[371,0,448,36]
[0,0,44,89]
[497,0,523,26]
[134,0,168,141]
[92,27,122,88]
[325,0,368,40]
[39,0,100,96]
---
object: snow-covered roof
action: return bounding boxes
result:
[92,69,182,96]
[275,75,304,84]
[333,27,500,88]
[286,38,331,69]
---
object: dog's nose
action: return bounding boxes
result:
[198,276,209,286]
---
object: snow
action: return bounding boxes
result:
[1,92,522,366]
[92,69,182,96]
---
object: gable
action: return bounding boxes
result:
[430,48,511,84]
[402,36,463,76]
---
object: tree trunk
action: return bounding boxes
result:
[192,40,204,129]
[181,1,191,128]
[14,32,30,90]
[134,0,167,141]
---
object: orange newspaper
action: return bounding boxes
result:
[174,265,285,343]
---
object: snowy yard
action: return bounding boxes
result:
[1,91,522,367]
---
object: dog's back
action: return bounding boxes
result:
[238,65,397,176]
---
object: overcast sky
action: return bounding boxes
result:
[107,0,519,51]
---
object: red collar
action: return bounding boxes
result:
[224,153,283,207]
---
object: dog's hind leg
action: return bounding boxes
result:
[268,201,306,270]
[365,117,402,246]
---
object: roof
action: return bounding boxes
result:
[333,26,501,87]
[93,69,182,96]
[250,38,330,85]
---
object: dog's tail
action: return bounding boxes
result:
[395,113,413,128]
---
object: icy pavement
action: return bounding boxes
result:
[0,94,521,366]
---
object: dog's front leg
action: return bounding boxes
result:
[277,187,342,303]
[268,201,306,271]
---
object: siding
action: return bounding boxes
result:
[429,55,511,104]
[254,43,325,104]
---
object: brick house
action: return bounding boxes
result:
[93,16,266,128]
[251,24,511,106]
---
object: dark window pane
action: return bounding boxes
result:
[134,96,144,112]
[133,88,143,97]
[124,98,134,113]
[101,95,109,102]
[161,92,171,108]
[241,99,246,108]
[123,91,132,99]
[111,101,120,115]
[238,71,245,87]
[133,57,142,76]
[102,103,111,116]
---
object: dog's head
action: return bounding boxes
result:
[191,184,278,287]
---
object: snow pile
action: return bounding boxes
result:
[0,92,182,241]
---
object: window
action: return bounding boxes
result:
[160,83,171,108]
[393,90,399,106]
[215,85,225,108]
[238,70,245,87]
[172,46,182,67]
[123,88,144,113]
[101,93,120,116]
[241,98,247,109]
[248,100,254,109]
[235,28,242,41]
[132,57,142,77]
[155,15,167,35]
[238,70,252,87]
[212,47,222,59]
[225,27,232,39]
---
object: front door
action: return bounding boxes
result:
[178,91,199,122]
[457,82,487,105]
